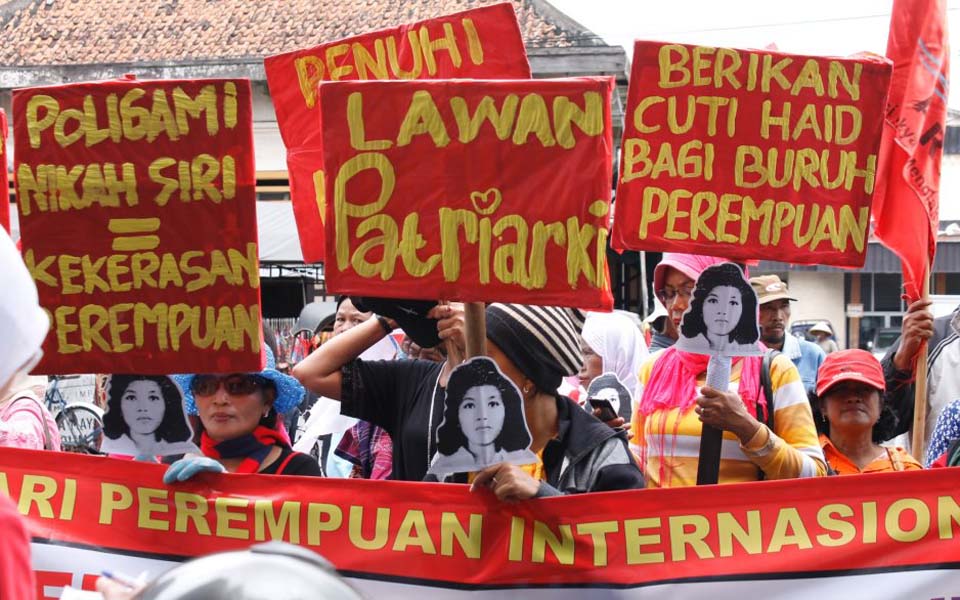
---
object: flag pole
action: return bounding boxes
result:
[911,262,931,458]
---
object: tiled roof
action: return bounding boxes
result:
[0,0,606,67]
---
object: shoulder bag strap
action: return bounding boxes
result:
[758,350,779,431]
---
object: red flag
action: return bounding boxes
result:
[873,0,949,302]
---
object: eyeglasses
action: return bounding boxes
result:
[190,374,271,397]
[655,286,694,304]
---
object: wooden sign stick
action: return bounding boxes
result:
[911,265,931,459]
[464,302,487,358]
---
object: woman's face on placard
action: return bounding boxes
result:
[121,380,166,435]
[459,384,506,446]
[592,386,621,415]
[703,285,743,336]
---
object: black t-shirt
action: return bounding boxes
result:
[340,358,445,482]
[259,446,323,477]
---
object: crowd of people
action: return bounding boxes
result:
[1,225,956,598]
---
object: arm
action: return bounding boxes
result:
[741,356,827,479]
[882,299,936,435]
[292,316,393,400]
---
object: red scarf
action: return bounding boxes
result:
[200,426,287,474]
[639,347,765,486]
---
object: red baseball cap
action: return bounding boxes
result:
[815,349,886,396]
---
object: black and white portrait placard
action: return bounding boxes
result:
[676,263,761,357]
[101,375,198,457]
[428,357,537,476]
[583,372,634,421]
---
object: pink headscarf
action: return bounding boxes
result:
[653,252,745,292]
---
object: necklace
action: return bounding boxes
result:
[426,363,444,472]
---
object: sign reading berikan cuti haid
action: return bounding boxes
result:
[14,77,262,375]
[612,41,893,267]
[319,77,615,310]
[264,3,531,264]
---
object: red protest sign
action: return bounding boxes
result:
[319,78,615,310]
[264,2,531,263]
[612,42,893,267]
[14,77,261,375]
[0,109,8,234]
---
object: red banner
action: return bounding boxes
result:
[612,42,893,267]
[264,3,531,263]
[14,77,262,375]
[3,448,960,599]
[319,78,615,309]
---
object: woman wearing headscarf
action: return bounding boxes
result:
[631,253,826,487]
[579,311,649,401]
[0,228,59,453]
[464,304,644,499]
[0,230,46,599]
[810,350,920,474]
[163,345,322,482]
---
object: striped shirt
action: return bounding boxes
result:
[630,353,826,488]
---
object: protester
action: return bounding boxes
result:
[293,302,465,482]
[333,338,445,480]
[809,322,840,354]
[293,297,391,478]
[645,301,676,352]
[468,304,644,498]
[0,232,60,453]
[163,345,321,482]
[97,541,361,600]
[924,398,960,467]
[652,253,728,349]
[294,301,643,495]
[810,350,921,474]
[632,256,826,487]
[400,335,445,362]
[0,230,44,598]
[579,310,648,425]
[882,299,957,460]
[750,275,825,393]
[580,311,648,397]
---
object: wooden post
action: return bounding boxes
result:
[464,302,487,358]
[849,273,861,351]
[911,270,931,459]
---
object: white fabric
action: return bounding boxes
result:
[0,231,49,390]
[581,311,649,399]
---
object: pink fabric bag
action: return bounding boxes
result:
[0,391,62,451]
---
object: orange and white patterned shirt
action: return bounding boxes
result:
[630,352,826,488]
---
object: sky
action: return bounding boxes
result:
[549,0,959,109]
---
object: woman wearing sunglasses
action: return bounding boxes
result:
[163,346,322,482]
